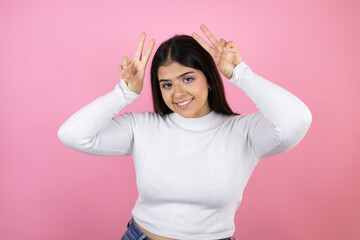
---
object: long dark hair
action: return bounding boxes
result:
[150,34,240,117]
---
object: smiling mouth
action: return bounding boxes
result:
[175,98,193,106]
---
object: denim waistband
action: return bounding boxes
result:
[126,217,148,240]
[126,217,236,240]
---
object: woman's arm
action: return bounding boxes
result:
[192,24,312,162]
[229,62,313,161]
[57,79,140,156]
[58,32,155,156]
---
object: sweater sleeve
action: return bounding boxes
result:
[228,62,312,162]
[57,79,140,156]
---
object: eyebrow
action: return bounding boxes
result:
[159,71,195,83]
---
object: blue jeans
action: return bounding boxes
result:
[121,216,236,240]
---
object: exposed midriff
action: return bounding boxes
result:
[134,220,179,240]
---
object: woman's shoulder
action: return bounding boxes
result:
[122,110,168,124]
[123,111,173,132]
[130,110,164,119]
[219,111,252,120]
[219,111,262,127]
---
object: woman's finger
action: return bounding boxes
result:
[118,65,126,78]
[141,39,156,65]
[219,38,226,48]
[192,32,213,55]
[226,41,239,51]
[125,56,132,64]
[134,32,146,61]
[122,56,129,66]
[200,24,222,52]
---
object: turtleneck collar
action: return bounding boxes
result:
[168,110,224,131]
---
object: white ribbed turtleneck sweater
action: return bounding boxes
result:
[57,62,312,240]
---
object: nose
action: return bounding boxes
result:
[173,84,187,99]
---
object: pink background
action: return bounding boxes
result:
[1,0,359,239]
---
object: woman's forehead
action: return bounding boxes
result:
[158,62,199,79]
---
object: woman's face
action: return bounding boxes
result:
[158,61,211,118]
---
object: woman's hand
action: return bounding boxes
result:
[118,32,155,94]
[192,24,243,79]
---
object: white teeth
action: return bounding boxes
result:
[177,98,193,106]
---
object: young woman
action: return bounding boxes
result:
[58,24,312,240]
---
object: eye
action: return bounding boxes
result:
[184,77,193,83]
[161,77,193,89]
[161,83,172,89]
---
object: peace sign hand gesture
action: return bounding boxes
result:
[192,24,243,79]
[118,32,155,94]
